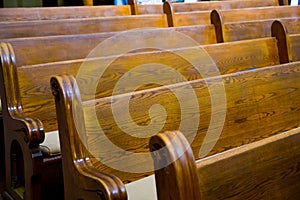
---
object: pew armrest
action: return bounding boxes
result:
[51,74,127,200]
[149,130,201,200]
[0,42,45,146]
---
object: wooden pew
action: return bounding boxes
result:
[211,5,300,25]
[0,14,168,39]
[0,5,133,21]
[133,0,279,15]
[51,59,300,199]
[0,24,216,67]
[170,0,279,12]
[163,1,211,26]
[0,30,284,199]
[271,18,300,62]
[211,17,300,45]
[151,126,300,199]
[164,4,300,27]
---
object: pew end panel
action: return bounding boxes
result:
[272,18,300,62]
[0,42,64,200]
[149,130,201,200]
[50,75,127,200]
[0,42,44,200]
[151,127,300,199]
[272,20,292,63]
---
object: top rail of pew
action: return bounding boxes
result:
[0,14,168,39]
[0,5,133,21]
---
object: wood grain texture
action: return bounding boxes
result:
[136,4,163,15]
[0,5,132,21]
[219,17,300,44]
[172,0,278,12]
[151,127,300,199]
[271,19,300,63]
[150,131,201,200]
[17,37,279,133]
[0,42,46,200]
[289,34,300,61]
[2,24,215,68]
[221,19,274,42]
[51,75,127,200]
[216,6,300,23]
[0,14,168,39]
[173,11,212,26]
[65,62,300,183]
[3,33,115,66]
[196,126,300,199]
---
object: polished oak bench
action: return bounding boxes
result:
[0,5,133,21]
[0,14,168,39]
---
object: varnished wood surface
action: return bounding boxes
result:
[167,11,212,26]
[0,14,168,39]
[0,5,132,21]
[150,130,201,200]
[136,4,163,15]
[217,17,300,43]
[17,37,279,133]
[2,24,216,68]
[271,19,300,62]
[214,6,300,23]
[195,127,300,199]
[171,0,278,12]
[289,34,300,61]
[2,32,115,66]
[51,75,127,200]
[135,0,279,15]
[53,61,300,184]
[151,127,300,199]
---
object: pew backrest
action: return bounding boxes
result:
[134,0,279,15]
[0,5,132,21]
[50,50,300,189]
[0,14,168,39]
[211,5,300,24]
[213,18,300,43]
[6,36,279,132]
[1,24,216,68]
[171,0,279,12]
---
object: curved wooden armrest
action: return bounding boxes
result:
[149,131,201,200]
[51,74,127,200]
[0,42,44,147]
